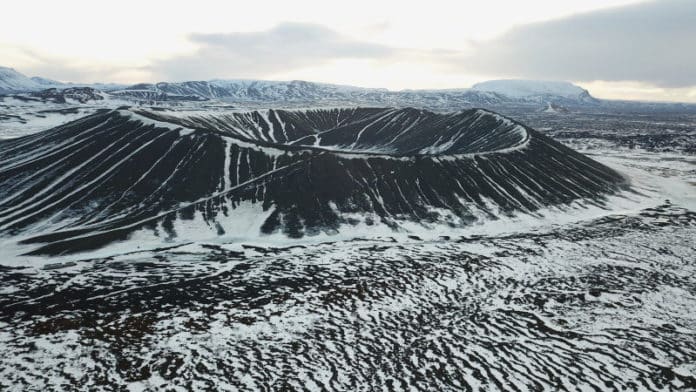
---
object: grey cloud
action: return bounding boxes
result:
[462,0,696,87]
[151,23,397,81]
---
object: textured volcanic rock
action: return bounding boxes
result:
[1,205,695,390]
[0,107,628,255]
[29,87,105,104]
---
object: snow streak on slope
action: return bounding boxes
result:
[0,107,628,257]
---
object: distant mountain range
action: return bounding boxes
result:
[0,66,597,107]
[0,67,126,94]
[2,65,695,112]
[109,80,527,107]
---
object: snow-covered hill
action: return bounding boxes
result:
[30,76,64,87]
[472,79,597,103]
[0,67,126,93]
[0,67,42,94]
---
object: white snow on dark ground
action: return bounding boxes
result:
[0,97,695,391]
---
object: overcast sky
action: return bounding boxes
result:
[2,0,695,102]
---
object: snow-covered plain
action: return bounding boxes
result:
[0,97,695,391]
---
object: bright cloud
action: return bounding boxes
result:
[3,0,696,102]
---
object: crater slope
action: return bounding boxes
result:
[0,107,628,255]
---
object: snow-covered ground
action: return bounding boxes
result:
[0,100,695,391]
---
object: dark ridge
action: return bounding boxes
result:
[29,87,104,104]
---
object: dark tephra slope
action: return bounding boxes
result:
[0,107,628,255]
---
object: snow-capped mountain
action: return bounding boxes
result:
[147,80,375,100]
[30,76,64,87]
[472,79,598,104]
[108,79,514,107]
[0,67,43,93]
[111,79,596,107]
[0,67,126,94]
[2,65,600,107]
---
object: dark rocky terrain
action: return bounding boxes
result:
[0,83,695,391]
[0,203,694,391]
[29,87,105,104]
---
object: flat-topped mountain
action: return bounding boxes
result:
[472,79,598,104]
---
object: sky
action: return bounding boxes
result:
[2,0,695,102]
